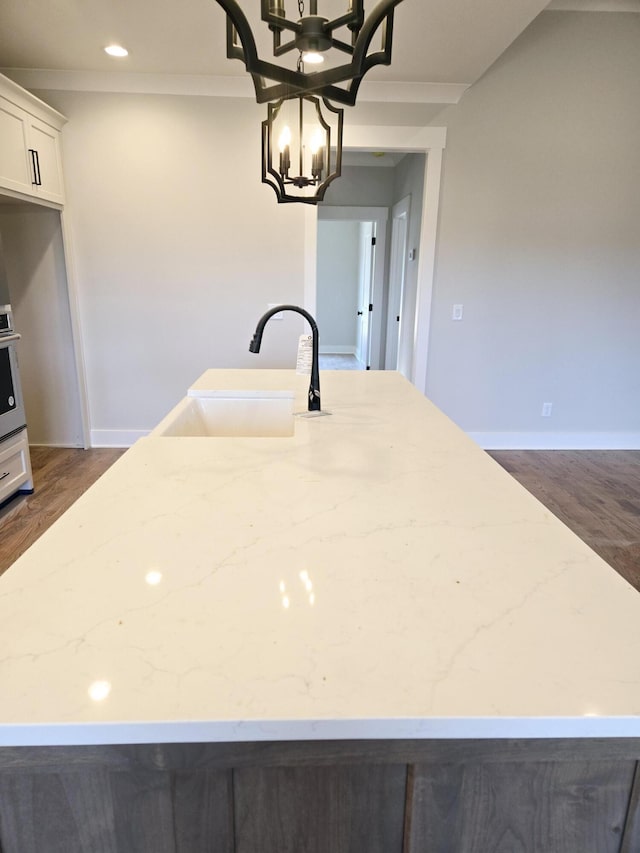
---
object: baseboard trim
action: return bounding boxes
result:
[469,431,640,450]
[90,429,148,448]
[28,442,84,449]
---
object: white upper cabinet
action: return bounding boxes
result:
[0,98,31,195]
[25,116,65,203]
[0,74,66,207]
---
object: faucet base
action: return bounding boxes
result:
[295,410,332,419]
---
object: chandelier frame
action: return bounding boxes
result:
[215,0,403,105]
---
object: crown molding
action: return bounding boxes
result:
[0,69,254,98]
[354,80,468,104]
[0,68,468,105]
[0,70,67,124]
[342,124,447,151]
[546,0,640,10]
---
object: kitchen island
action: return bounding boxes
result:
[0,370,639,851]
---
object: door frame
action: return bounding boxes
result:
[317,206,388,370]
[305,125,446,394]
[385,194,410,372]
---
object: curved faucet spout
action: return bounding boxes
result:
[249,304,321,411]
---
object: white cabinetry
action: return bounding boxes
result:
[0,428,33,505]
[0,74,66,206]
[0,98,31,197]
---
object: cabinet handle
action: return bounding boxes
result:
[28,149,42,186]
[0,472,10,481]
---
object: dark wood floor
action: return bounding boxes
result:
[489,450,640,591]
[0,447,638,591]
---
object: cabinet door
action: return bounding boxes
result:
[27,116,65,205]
[0,96,31,196]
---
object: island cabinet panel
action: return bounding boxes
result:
[1,743,640,852]
[404,761,636,853]
[172,770,234,853]
[0,768,234,853]
[0,770,118,852]
[108,771,176,852]
[233,765,407,853]
[620,765,640,853]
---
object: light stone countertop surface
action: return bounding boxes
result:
[0,369,639,746]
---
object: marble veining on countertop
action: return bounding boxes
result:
[0,369,639,746]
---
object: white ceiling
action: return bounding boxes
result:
[0,1,550,90]
[0,0,634,104]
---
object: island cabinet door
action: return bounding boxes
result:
[233,764,407,853]
[403,760,639,853]
[0,767,235,853]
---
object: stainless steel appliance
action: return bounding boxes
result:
[0,307,26,439]
[0,305,33,504]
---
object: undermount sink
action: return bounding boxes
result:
[151,393,295,438]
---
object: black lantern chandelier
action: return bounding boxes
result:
[214,0,404,203]
[262,93,343,203]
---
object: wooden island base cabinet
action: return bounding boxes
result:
[0,739,639,852]
[2,371,640,853]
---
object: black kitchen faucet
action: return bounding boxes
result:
[249,305,321,412]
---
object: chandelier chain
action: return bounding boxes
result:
[298,0,304,17]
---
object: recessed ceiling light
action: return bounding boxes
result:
[104,45,128,58]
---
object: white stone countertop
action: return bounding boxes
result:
[1,369,639,747]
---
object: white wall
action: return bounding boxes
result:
[427,11,640,445]
[36,91,310,441]
[0,204,84,446]
[26,9,640,447]
[316,220,360,352]
[321,165,395,208]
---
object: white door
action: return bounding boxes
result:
[356,221,375,368]
[385,196,410,372]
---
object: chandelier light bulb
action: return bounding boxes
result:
[302,51,324,65]
[278,126,292,152]
[310,129,323,156]
[278,125,292,177]
[310,128,324,180]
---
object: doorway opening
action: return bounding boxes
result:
[316,206,388,370]
[314,155,424,378]
[304,126,446,393]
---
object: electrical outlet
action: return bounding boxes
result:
[452,304,464,321]
[541,402,553,417]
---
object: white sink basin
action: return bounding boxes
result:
[151,394,295,437]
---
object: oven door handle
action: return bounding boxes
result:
[0,333,21,346]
